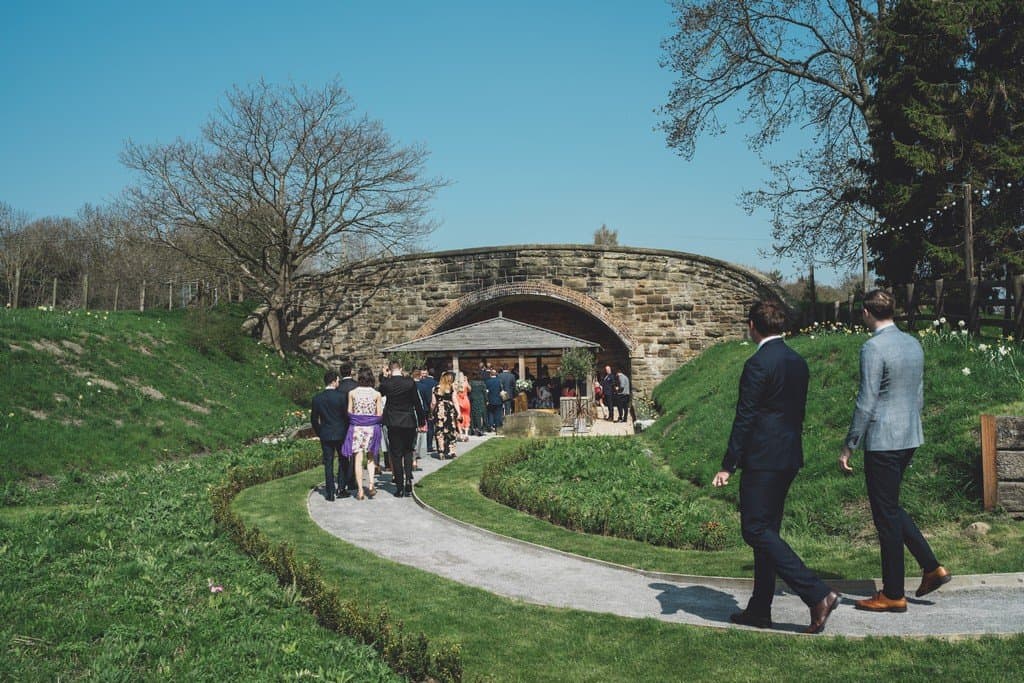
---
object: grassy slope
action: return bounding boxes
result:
[0,306,317,485]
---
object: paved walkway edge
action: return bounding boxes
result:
[410,482,1024,595]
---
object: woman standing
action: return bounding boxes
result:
[431,370,460,459]
[455,371,471,441]
[343,366,382,499]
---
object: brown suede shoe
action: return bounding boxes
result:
[805,591,840,634]
[915,566,952,597]
[855,591,908,612]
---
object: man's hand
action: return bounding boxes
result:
[712,470,731,487]
[839,445,854,474]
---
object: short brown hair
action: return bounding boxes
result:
[863,289,894,320]
[747,300,788,336]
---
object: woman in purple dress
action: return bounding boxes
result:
[343,366,382,499]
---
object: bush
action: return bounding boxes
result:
[479,438,738,551]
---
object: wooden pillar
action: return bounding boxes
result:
[981,414,997,511]
[517,353,526,380]
[452,354,460,373]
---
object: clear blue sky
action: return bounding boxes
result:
[0,0,843,283]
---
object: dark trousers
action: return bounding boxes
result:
[740,469,830,613]
[487,403,503,429]
[320,440,344,495]
[388,426,416,490]
[425,422,435,454]
[864,449,939,599]
[618,395,631,421]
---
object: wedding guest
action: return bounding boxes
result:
[469,377,488,435]
[417,367,437,460]
[431,370,460,458]
[379,361,425,498]
[310,370,345,502]
[600,365,617,420]
[485,368,504,430]
[455,371,471,441]
[343,366,382,499]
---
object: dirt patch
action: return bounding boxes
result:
[134,346,153,356]
[8,344,25,352]
[29,340,65,356]
[54,393,69,403]
[125,378,166,400]
[23,408,48,420]
[60,418,84,427]
[60,340,84,355]
[137,332,165,347]
[68,368,119,391]
[174,399,211,414]
[24,474,58,491]
[113,419,124,427]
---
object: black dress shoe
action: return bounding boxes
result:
[338,489,351,498]
[404,484,413,495]
[806,591,840,634]
[394,489,405,498]
[729,610,772,629]
[324,492,335,502]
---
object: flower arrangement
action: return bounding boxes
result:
[515,378,533,392]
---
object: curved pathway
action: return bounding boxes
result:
[309,436,1024,638]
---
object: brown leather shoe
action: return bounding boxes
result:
[805,591,840,634]
[855,591,907,612]
[915,566,952,597]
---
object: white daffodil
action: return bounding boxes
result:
[962,367,971,376]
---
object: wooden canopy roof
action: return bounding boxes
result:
[381,314,600,354]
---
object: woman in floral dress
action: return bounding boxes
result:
[343,366,382,499]
[430,370,460,459]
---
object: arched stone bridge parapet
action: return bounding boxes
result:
[308,244,784,393]
[416,282,640,353]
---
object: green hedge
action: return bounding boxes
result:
[211,450,463,682]
[479,438,738,551]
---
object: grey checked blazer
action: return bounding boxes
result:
[845,324,925,452]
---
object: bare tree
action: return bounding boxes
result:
[122,79,447,355]
[593,223,619,246]
[0,201,32,306]
[659,1,888,269]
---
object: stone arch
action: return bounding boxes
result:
[415,282,639,353]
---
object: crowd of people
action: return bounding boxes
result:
[310,359,636,499]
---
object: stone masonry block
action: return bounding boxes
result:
[996,416,1024,449]
[998,482,1024,511]
[996,451,1024,481]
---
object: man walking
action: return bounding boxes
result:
[336,364,359,497]
[484,368,504,431]
[840,289,950,612]
[311,370,347,502]
[380,361,426,498]
[713,300,839,634]
[615,368,631,423]
[600,365,617,420]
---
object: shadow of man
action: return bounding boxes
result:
[649,583,739,623]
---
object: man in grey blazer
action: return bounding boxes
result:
[840,289,951,612]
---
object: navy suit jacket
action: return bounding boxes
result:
[721,338,809,473]
[484,376,503,406]
[311,388,348,442]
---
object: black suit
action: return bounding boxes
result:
[311,386,347,500]
[723,338,830,615]
[380,374,426,492]
[335,377,359,492]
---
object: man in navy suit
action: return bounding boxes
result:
[311,370,347,502]
[713,300,839,634]
[484,369,504,430]
[335,364,359,496]
[840,289,950,612]
[416,367,437,456]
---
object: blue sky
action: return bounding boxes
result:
[0,1,844,282]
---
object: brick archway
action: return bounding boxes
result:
[415,282,639,353]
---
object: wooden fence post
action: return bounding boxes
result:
[1014,274,1024,339]
[905,282,917,329]
[113,282,120,312]
[12,266,20,309]
[833,300,840,323]
[968,276,980,334]
[168,281,173,310]
[934,278,945,319]
[82,273,89,310]
[981,414,997,512]
[139,280,147,312]
[51,277,57,309]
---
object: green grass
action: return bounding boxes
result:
[0,306,319,486]
[0,442,400,682]
[234,456,1024,682]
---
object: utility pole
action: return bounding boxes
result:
[861,227,869,294]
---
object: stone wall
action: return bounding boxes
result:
[984,415,1024,514]
[305,244,781,394]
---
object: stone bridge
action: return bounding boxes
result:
[307,244,782,394]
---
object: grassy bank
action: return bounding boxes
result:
[0,306,318,486]
[0,442,400,682]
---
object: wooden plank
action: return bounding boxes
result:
[981,414,998,511]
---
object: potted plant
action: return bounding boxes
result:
[557,347,595,434]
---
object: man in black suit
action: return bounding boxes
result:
[416,367,437,456]
[713,300,840,634]
[335,364,359,497]
[311,370,347,502]
[484,369,504,431]
[379,360,426,497]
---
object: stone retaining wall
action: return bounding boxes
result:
[982,414,1024,514]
